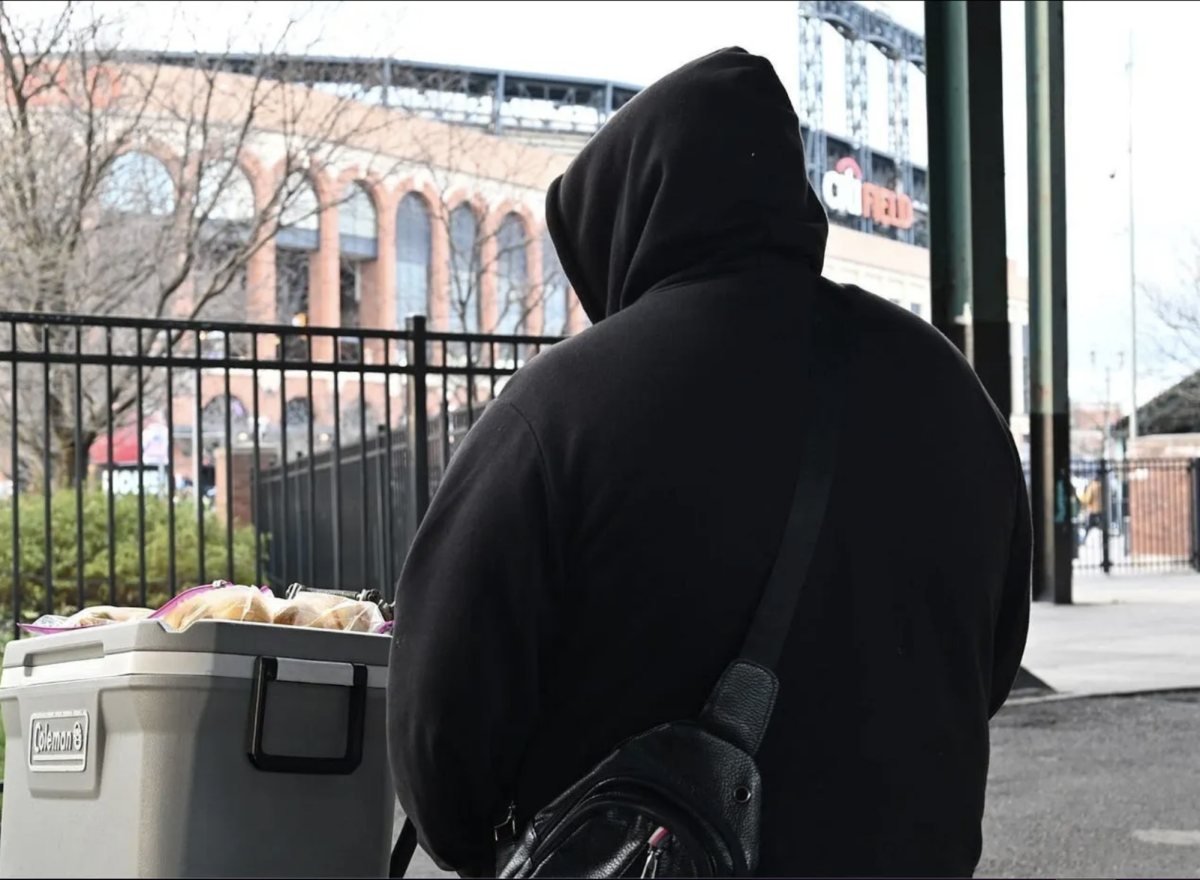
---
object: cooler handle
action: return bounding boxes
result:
[246,655,368,775]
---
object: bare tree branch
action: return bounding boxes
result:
[394,80,568,341]
[0,0,405,488]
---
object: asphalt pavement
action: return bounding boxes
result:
[394,573,1200,878]
[980,690,1200,879]
[401,693,1200,878]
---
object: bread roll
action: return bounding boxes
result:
[71,606,154,627]
[273,592,383,632]
[263,595,290,620]
[272,591,344,628]
[162,586,273,631]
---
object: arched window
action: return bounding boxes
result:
[284,397,312,432]
[194,161,256,330]
[277,172,320,251]
[448,204,480,333]
[541,230,570,337]
[101,151,176,216]
[197,160,254,226]
[336,183,377,361]
[201,395,249,437]
[395,193,431,324]
[276,173,319,330]
[495,213,528,335]
[338,182,378,260]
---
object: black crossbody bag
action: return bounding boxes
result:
[391,295,848,879]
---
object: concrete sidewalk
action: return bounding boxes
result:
[1018,570,1200,697]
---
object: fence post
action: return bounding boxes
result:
[405,315,431,532]
[1191,459,1200,571]
[1100,458,1112,575]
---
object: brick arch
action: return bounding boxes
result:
[110,137,183,186]
[180,152,257,213]
[267,158,327,208]
[484,200,537,239]
[444,188,488,225]
[392,179,442,218]
[335,167,391,214]
[487,201,543,334]
[263,160,325,240]
[332,168,381,247]
[440,191,489,334]
[309,164,341,209]
[489,202,539,283]
[215,151,271,215]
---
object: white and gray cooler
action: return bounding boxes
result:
[0,619,394,878]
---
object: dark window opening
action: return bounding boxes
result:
[339,258,363,363]
[276,249,310,361]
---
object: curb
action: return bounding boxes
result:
[1002,683,1200,707]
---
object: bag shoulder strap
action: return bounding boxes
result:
[389,816,419,878]
[392,290,852,877]
[699,290,850,756]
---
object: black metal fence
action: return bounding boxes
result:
[1042,457,1200,574]
[0,311,560,634]
[5,310,1200,636]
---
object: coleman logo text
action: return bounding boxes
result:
[33,721,83,753]
[821,157,915,231]
[28,710,89,772]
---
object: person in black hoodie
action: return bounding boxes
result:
[388,47,1031,878]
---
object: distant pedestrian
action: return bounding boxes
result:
[1079,476,1105,545]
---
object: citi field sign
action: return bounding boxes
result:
[821,157,915,231]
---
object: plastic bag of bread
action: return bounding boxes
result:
[151,582,274,632]
[74,606,154,627]
[262,592,291,620]
[21,605,154,636]
[271,590,385,632]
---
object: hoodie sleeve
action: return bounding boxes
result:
[988,475,1033,717]
[387,399,560,876]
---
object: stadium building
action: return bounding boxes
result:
[68,2,1033,498]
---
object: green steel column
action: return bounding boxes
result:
[924,0,974,363]
[966,2,1012,422]
[925,1,1011,419]
[1026,0,1073,604]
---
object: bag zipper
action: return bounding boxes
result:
[640,826,671,879]
[530,787,716,876]
[494,801,518,843]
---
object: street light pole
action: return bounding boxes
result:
[1126,27,1138,441]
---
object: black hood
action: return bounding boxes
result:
[545,46,829,325]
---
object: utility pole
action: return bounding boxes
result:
[1126,27,1139,442]
[1092,350,1124,462]
[925,0,1011,418]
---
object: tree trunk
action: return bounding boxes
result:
[52,432,95,491]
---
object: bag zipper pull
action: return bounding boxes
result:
[640,827,670,879]
[493,801,517,843]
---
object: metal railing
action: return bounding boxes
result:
[1036,457,1200,574]
[0,311,561,634]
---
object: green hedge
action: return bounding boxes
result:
[0,490,264,620]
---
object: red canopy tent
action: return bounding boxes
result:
[88,425,210,468]
[88,425,143,467]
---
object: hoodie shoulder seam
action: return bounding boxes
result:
[494,398,565,578]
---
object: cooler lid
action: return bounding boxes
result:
[1,619,391,681]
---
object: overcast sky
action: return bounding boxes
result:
[11,0,1197,410]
